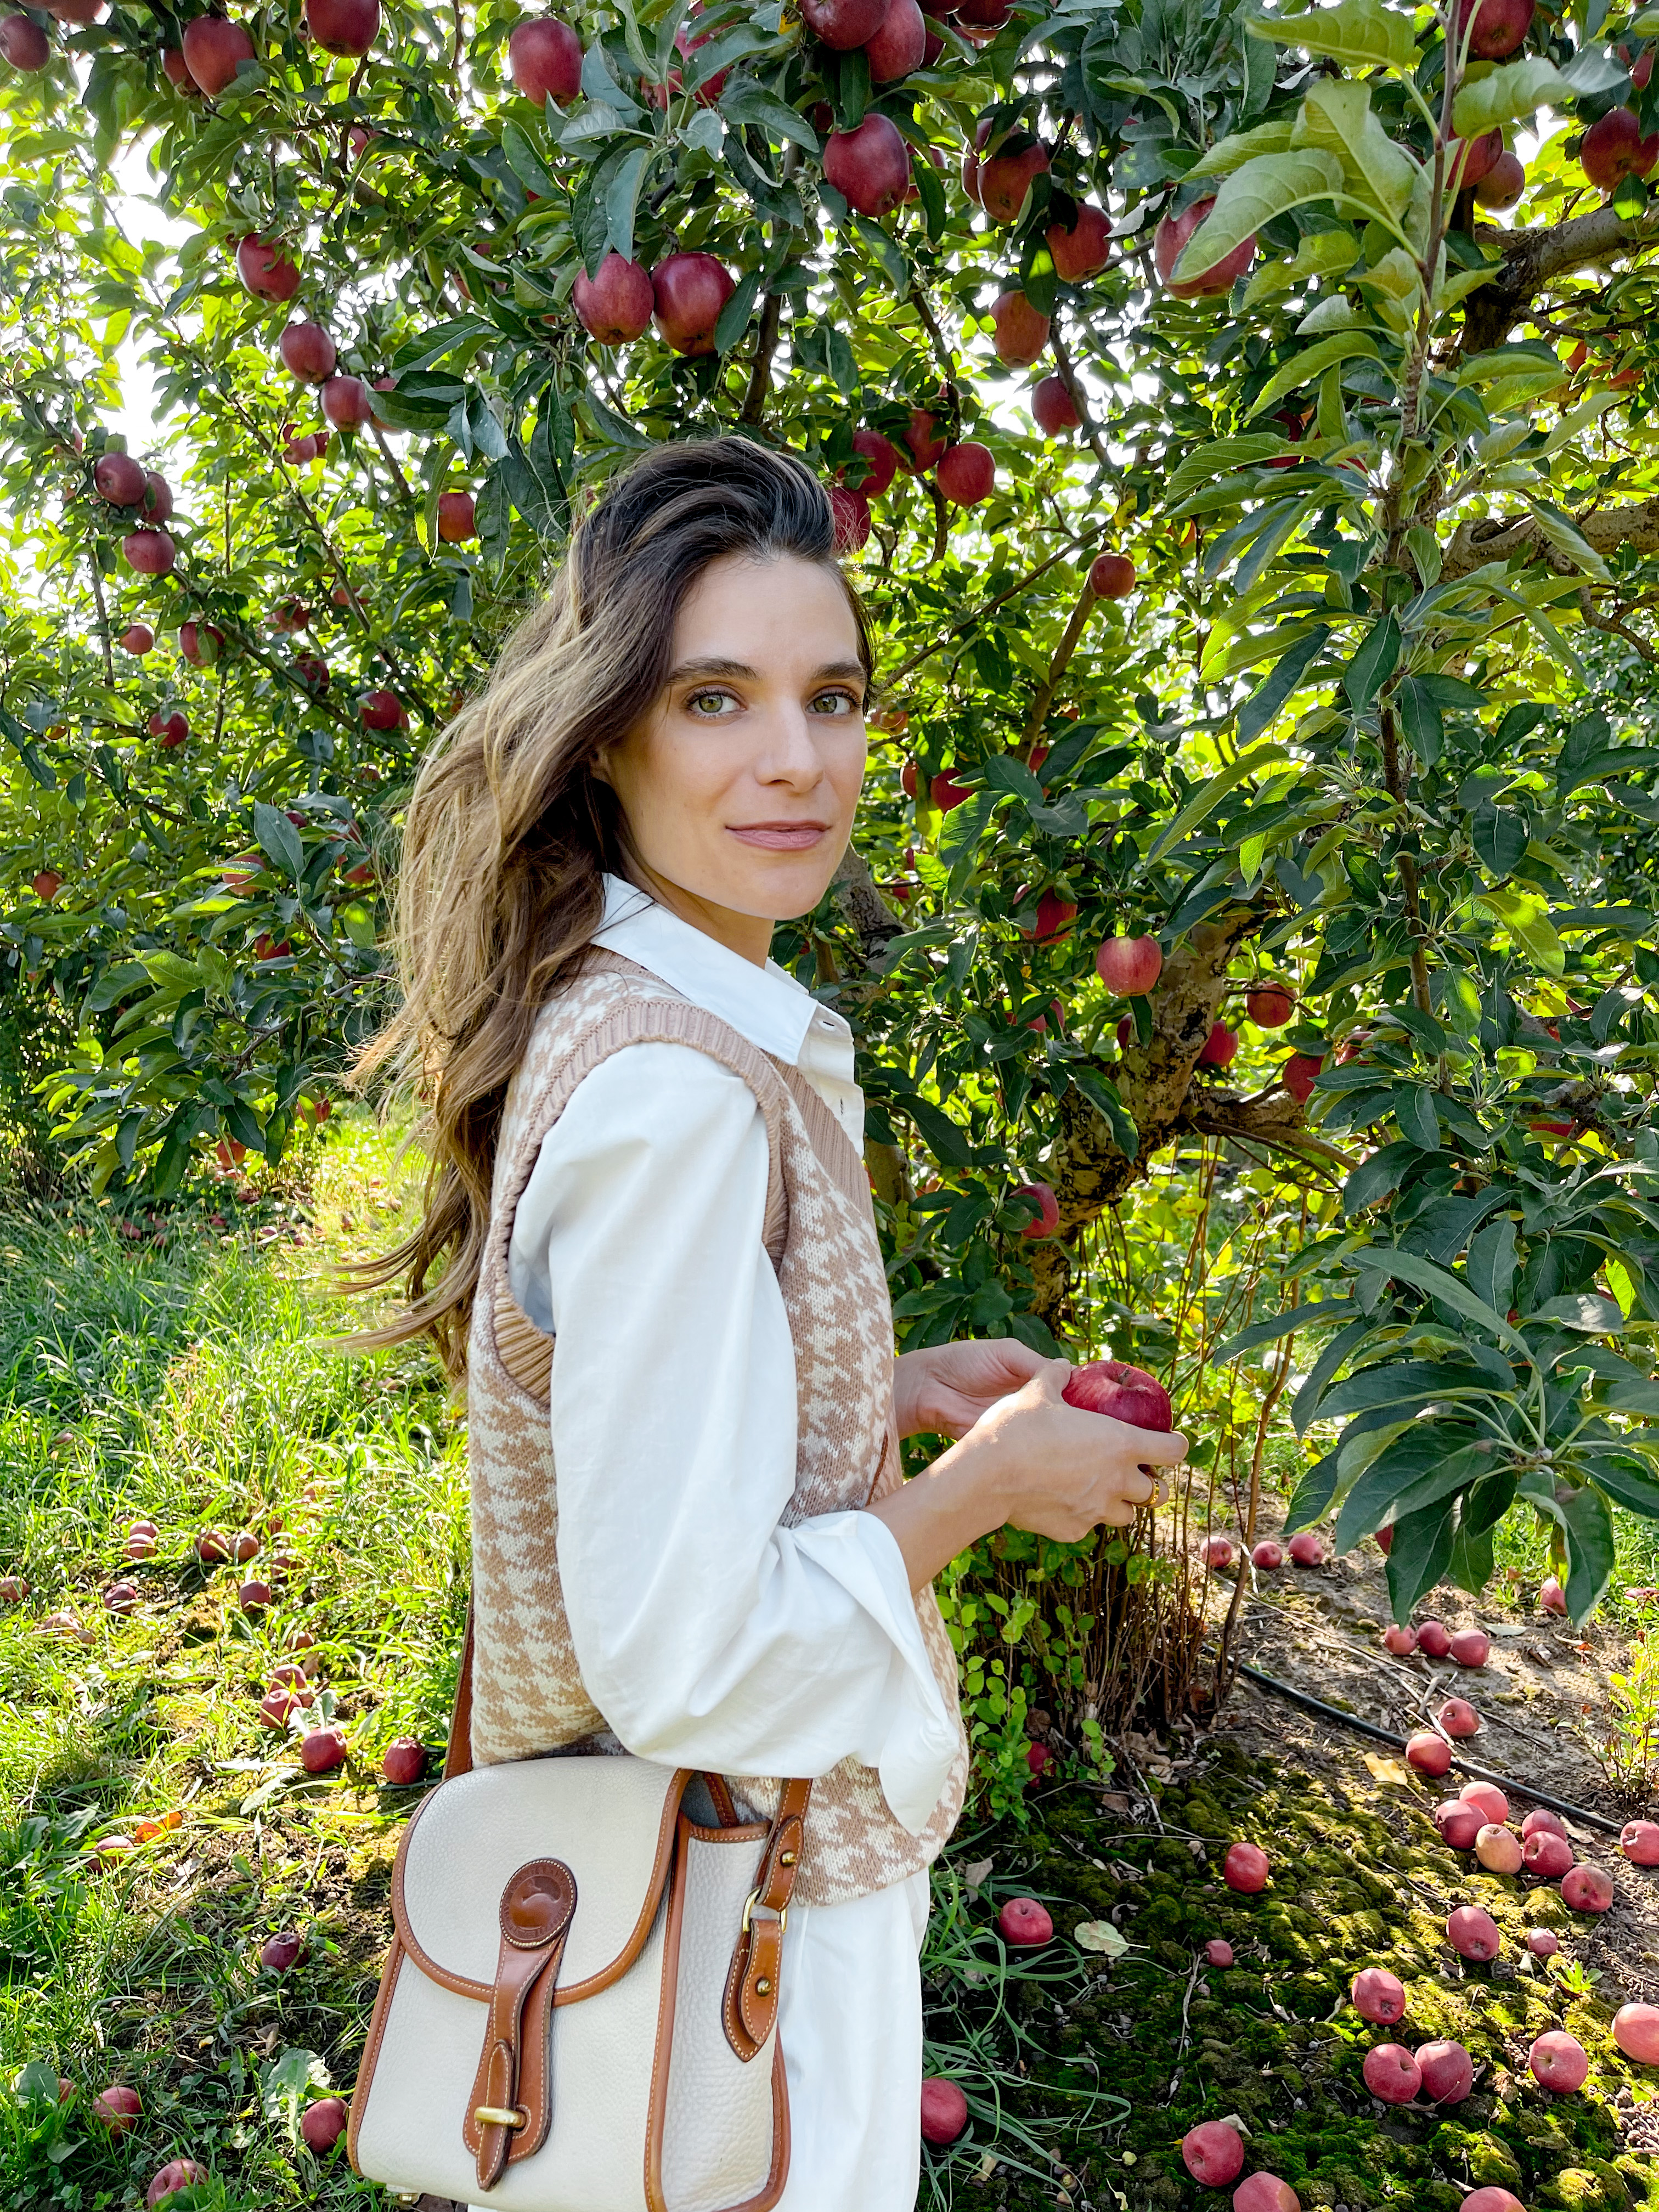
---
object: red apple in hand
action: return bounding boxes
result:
[1062,1358,1171,1431]
[997,1895,1053,1945]
[1181,2119,1245,2185]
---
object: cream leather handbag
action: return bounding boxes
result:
[348,1613,810,2211]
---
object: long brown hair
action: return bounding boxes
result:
[345,436,872,1378]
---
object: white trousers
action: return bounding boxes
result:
[467,1867,929,2212]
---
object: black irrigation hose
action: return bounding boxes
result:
[1237,1662,1627,1838]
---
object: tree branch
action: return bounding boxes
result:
[1462,202,1659,351]
[1443,498,1659,579]
[1021,578,1094,750]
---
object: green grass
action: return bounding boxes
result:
[0,1118,467,2209]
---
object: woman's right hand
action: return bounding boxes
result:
[953,1358,1188,1542]
[867,1358,1189,1593]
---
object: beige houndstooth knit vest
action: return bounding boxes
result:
[463,950,969,1907]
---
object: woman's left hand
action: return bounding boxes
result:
[893,1338,1062,1441]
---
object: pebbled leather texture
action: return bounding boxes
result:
[354,1887,670,2212]
[660,1830,779,2212]
[396,1759,683,1997]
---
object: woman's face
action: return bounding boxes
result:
[597,551,868,962]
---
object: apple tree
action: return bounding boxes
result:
[7,0,1659,1780]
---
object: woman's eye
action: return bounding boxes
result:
[686,689,736,718]
[810,690,862,716]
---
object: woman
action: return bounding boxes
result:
[353,436,1185,2210]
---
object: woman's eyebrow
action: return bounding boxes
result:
[665,656,867,684]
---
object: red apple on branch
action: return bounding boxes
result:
[1454,0,1532,57]
[936,442,995,505]
[1197,1020,1238,1068]
[1014,1180,1059,1238]
[306,0,379,55]
[650,251,735,354]
[991,288,1049,368]
[359,687,402,730]
[32,868,60,901]
[1046,201,1111,280]
[122,529,176,575]
[321,374,371,429]
[437,490,477,542]
[1473,149,1525,207]
[279,321,336,381]
[119,623,154,653]
[1032,376,1080,435]
[823,114,911,216]
[93,452,146,506]
[1155,197,1255,296]
[236,234,300,300]
[573,253,654,343]
[841,427,900,498]
[1283,1051,1323,1103]
[509,14,581,99]
[865,0,924,78]
[1095,934,1161,994]
[0,14,50,66]
[143,469,172,520]
[1246,980,1295,1027]
[905,408,947,471]
[181,13,254,92]
[978,134,1049,222]
[1088,552,1136,598]
[1581,105,1659,191]
[929,768,970,810]
[149,709,189,747]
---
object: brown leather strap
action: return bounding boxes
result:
[721,1775,812,2063]
[442,1603,476,1781]
[463,1859,577,2190]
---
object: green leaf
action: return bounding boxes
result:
[1284,1447,1341,1531]
[1475,885,1564,975]
[1236,624,1330,744]
[603,144,651,265]
[501,119,559,201]
[1341,611,1400,710]
[252,801,303,882]
[1292,80,1418,224]
[1242,228,1361,309]
[1165,435,1297,506]
[1583,1452,1659,1518]
[1533,1292,1625,1332]
[714,268,761,354]
[1518,1471,1615,1620]
[1451,56,1572,136]
[1068,1063,1138,1159]
[1358,1244,1527,1356]
[1212,1295,1356,1362]
[1173,151,1346,285]
[1247,331,1383,420]
[1318,1355,1486,1422]
[1149,741,1289,857]
[1385,1492,1459,1619]
[1193,120,1297,176]
[719,77,822,154]
[1335,1435,1494,1556]
[1341,1137,1419,1215]
[1526,496,1612,584]
[1248,0,1419,71]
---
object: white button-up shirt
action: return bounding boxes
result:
[495,875,947,2212]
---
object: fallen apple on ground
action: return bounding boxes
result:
[1383,1624,1417,1655]
[1521,1808,1566,1841]
[1200,1536,1235,1570]
[1614,2002,1659,2063]
[1181,2118,1245,2185]
[301,2095,349,2152]
[1223,1840,1269,1893]
[1526,1928,1559,1956]
[1449,1628,1490,1667]
[1561,1864,1613,1912]
[1475,1824,1523,1875]
[93,2084,142,2130]
[147,2161,208,2208]
[1251,1540,1283,1570]
[260,1931,303,1972]
[1620,1819,1659,1864]
[1362,2042,1421,2103]
[1417,2039,1473,2103]
[1459,2193,1525,2212]
[1529,2029,1588,2092]
[1406,1732,1452,1776]
[300,1727,347,1775]
[382,1737,427,1785]
[1439,1698,1481,1738]
[1459,1780,1508,1823]
[1522,1830,1575,1878]
[1434,1801,1483,1849]
[1446,1905,1501,1961]
[1415,1618,1453,1656]
[997,1895,1053,1945]
[919,2076,968,2142]
[1204,1938,1234,1967]
[1233,2176,1301,2212]
[1351,1966,1406,2023]
[1286,1532,1324,1566]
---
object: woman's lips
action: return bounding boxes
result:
[727,823,830,850]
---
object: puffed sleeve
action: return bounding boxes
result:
[505,1040,959,1833]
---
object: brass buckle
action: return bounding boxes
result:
[474,2103,529,2129]
[741,1887,787,1935]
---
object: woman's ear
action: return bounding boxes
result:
[589,748,614,791]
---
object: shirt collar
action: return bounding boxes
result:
[593,874,850,1071]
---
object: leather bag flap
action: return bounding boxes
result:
[392,1757,689,2005]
